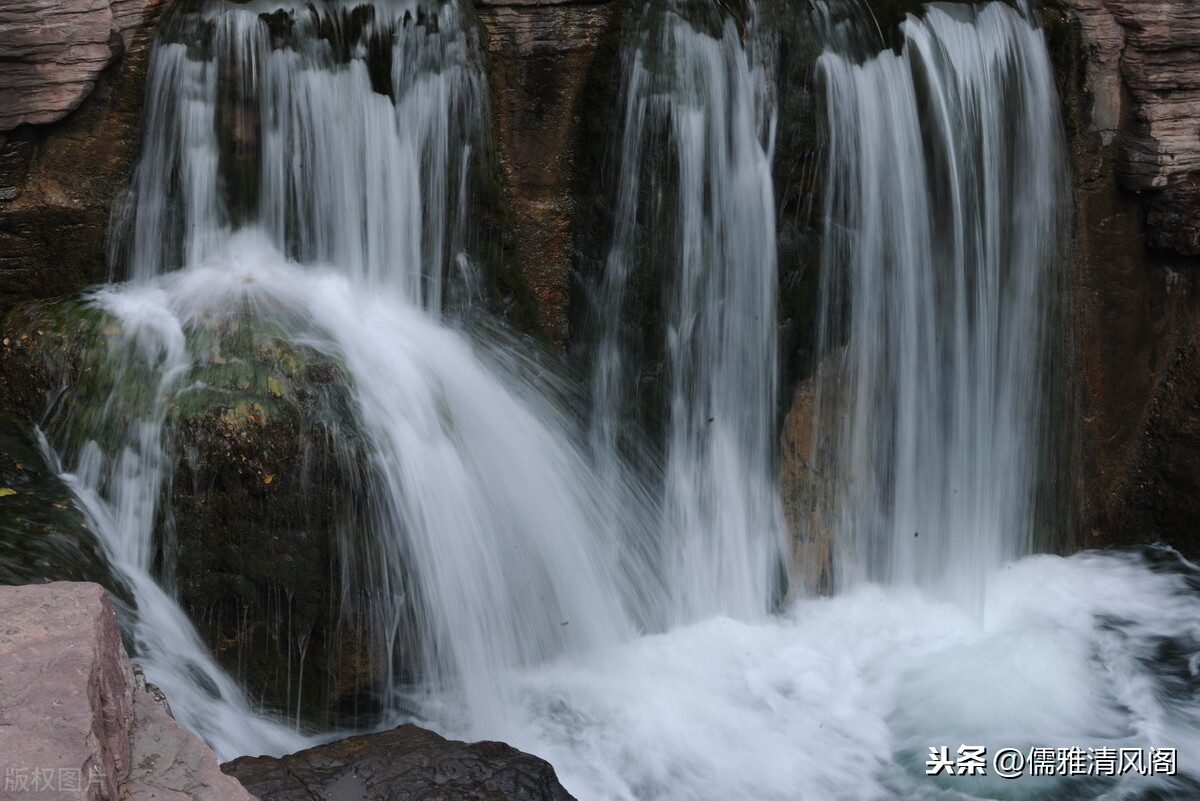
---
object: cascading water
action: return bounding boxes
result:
[45,0,649,756]
[482,5,1200,801]
[590,0,786,623]
[116,0,484,303]
[812,1,1066,601]
[16,0,1200,797]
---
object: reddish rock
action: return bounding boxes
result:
[0,0,162,131]
[0,582,256,801]
[0,582,132,800]
[778,361,843,596]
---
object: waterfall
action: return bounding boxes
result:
[813,2,1066,600]
[18,0,1200,797]
[49,0,648,755]
[591,0,786,624]
[115,0,483,307]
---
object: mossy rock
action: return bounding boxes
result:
[0,296,404,729]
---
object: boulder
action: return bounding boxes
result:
[0,581,256,801]
[0,298,392,730]
[223,724,578,801]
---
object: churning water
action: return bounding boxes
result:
[22,0,1200,799]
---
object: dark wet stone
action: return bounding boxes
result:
[0,411,111,587]
[223,724,578,801]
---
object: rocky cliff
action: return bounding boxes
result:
[1057,0,1200,557]
[0,0,165,315]
[1067,0,1200,253]
[0,0,161,131]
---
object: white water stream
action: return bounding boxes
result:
[23,0,1200,799]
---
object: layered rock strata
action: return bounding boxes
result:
[1057,0,1200,557]
[0,0,165,315]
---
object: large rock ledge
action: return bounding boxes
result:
[0,582,581,801]
[0,582,254,800]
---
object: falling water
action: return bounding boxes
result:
[591,0,786,624]
[812,2,1066,600]
[115,0,483,305]
[47,0,648,755]
[482,5,1200,801]
[18,0,1200,797]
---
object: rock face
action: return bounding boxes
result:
[1064,0,1200,254]
[475,0,623,347]
[0,581,256,801]
[0,411,112,588]
[0,0,165,316]
[1053,0,1200,558]
[777,362,840,596]
[224,724,578,801]
[0,0,160,131]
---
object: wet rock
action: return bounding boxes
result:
[0,581,255,801]
[777,357,846,596]
[0,298,393,730]
[165,316,390,731]
[223,724,578,801]
[475,0,622,347]
[0,0,166,317]
[1056,0,1200,556]
[0,411,111,588]
[1112,320,1200,556]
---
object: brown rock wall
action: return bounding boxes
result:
[0,0,165,317]
[1056,0,1200,557]
[1065,0,1200,254]
[474,0,621,347]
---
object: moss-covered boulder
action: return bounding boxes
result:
[0,297,397,730]
[162,312,391,731]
